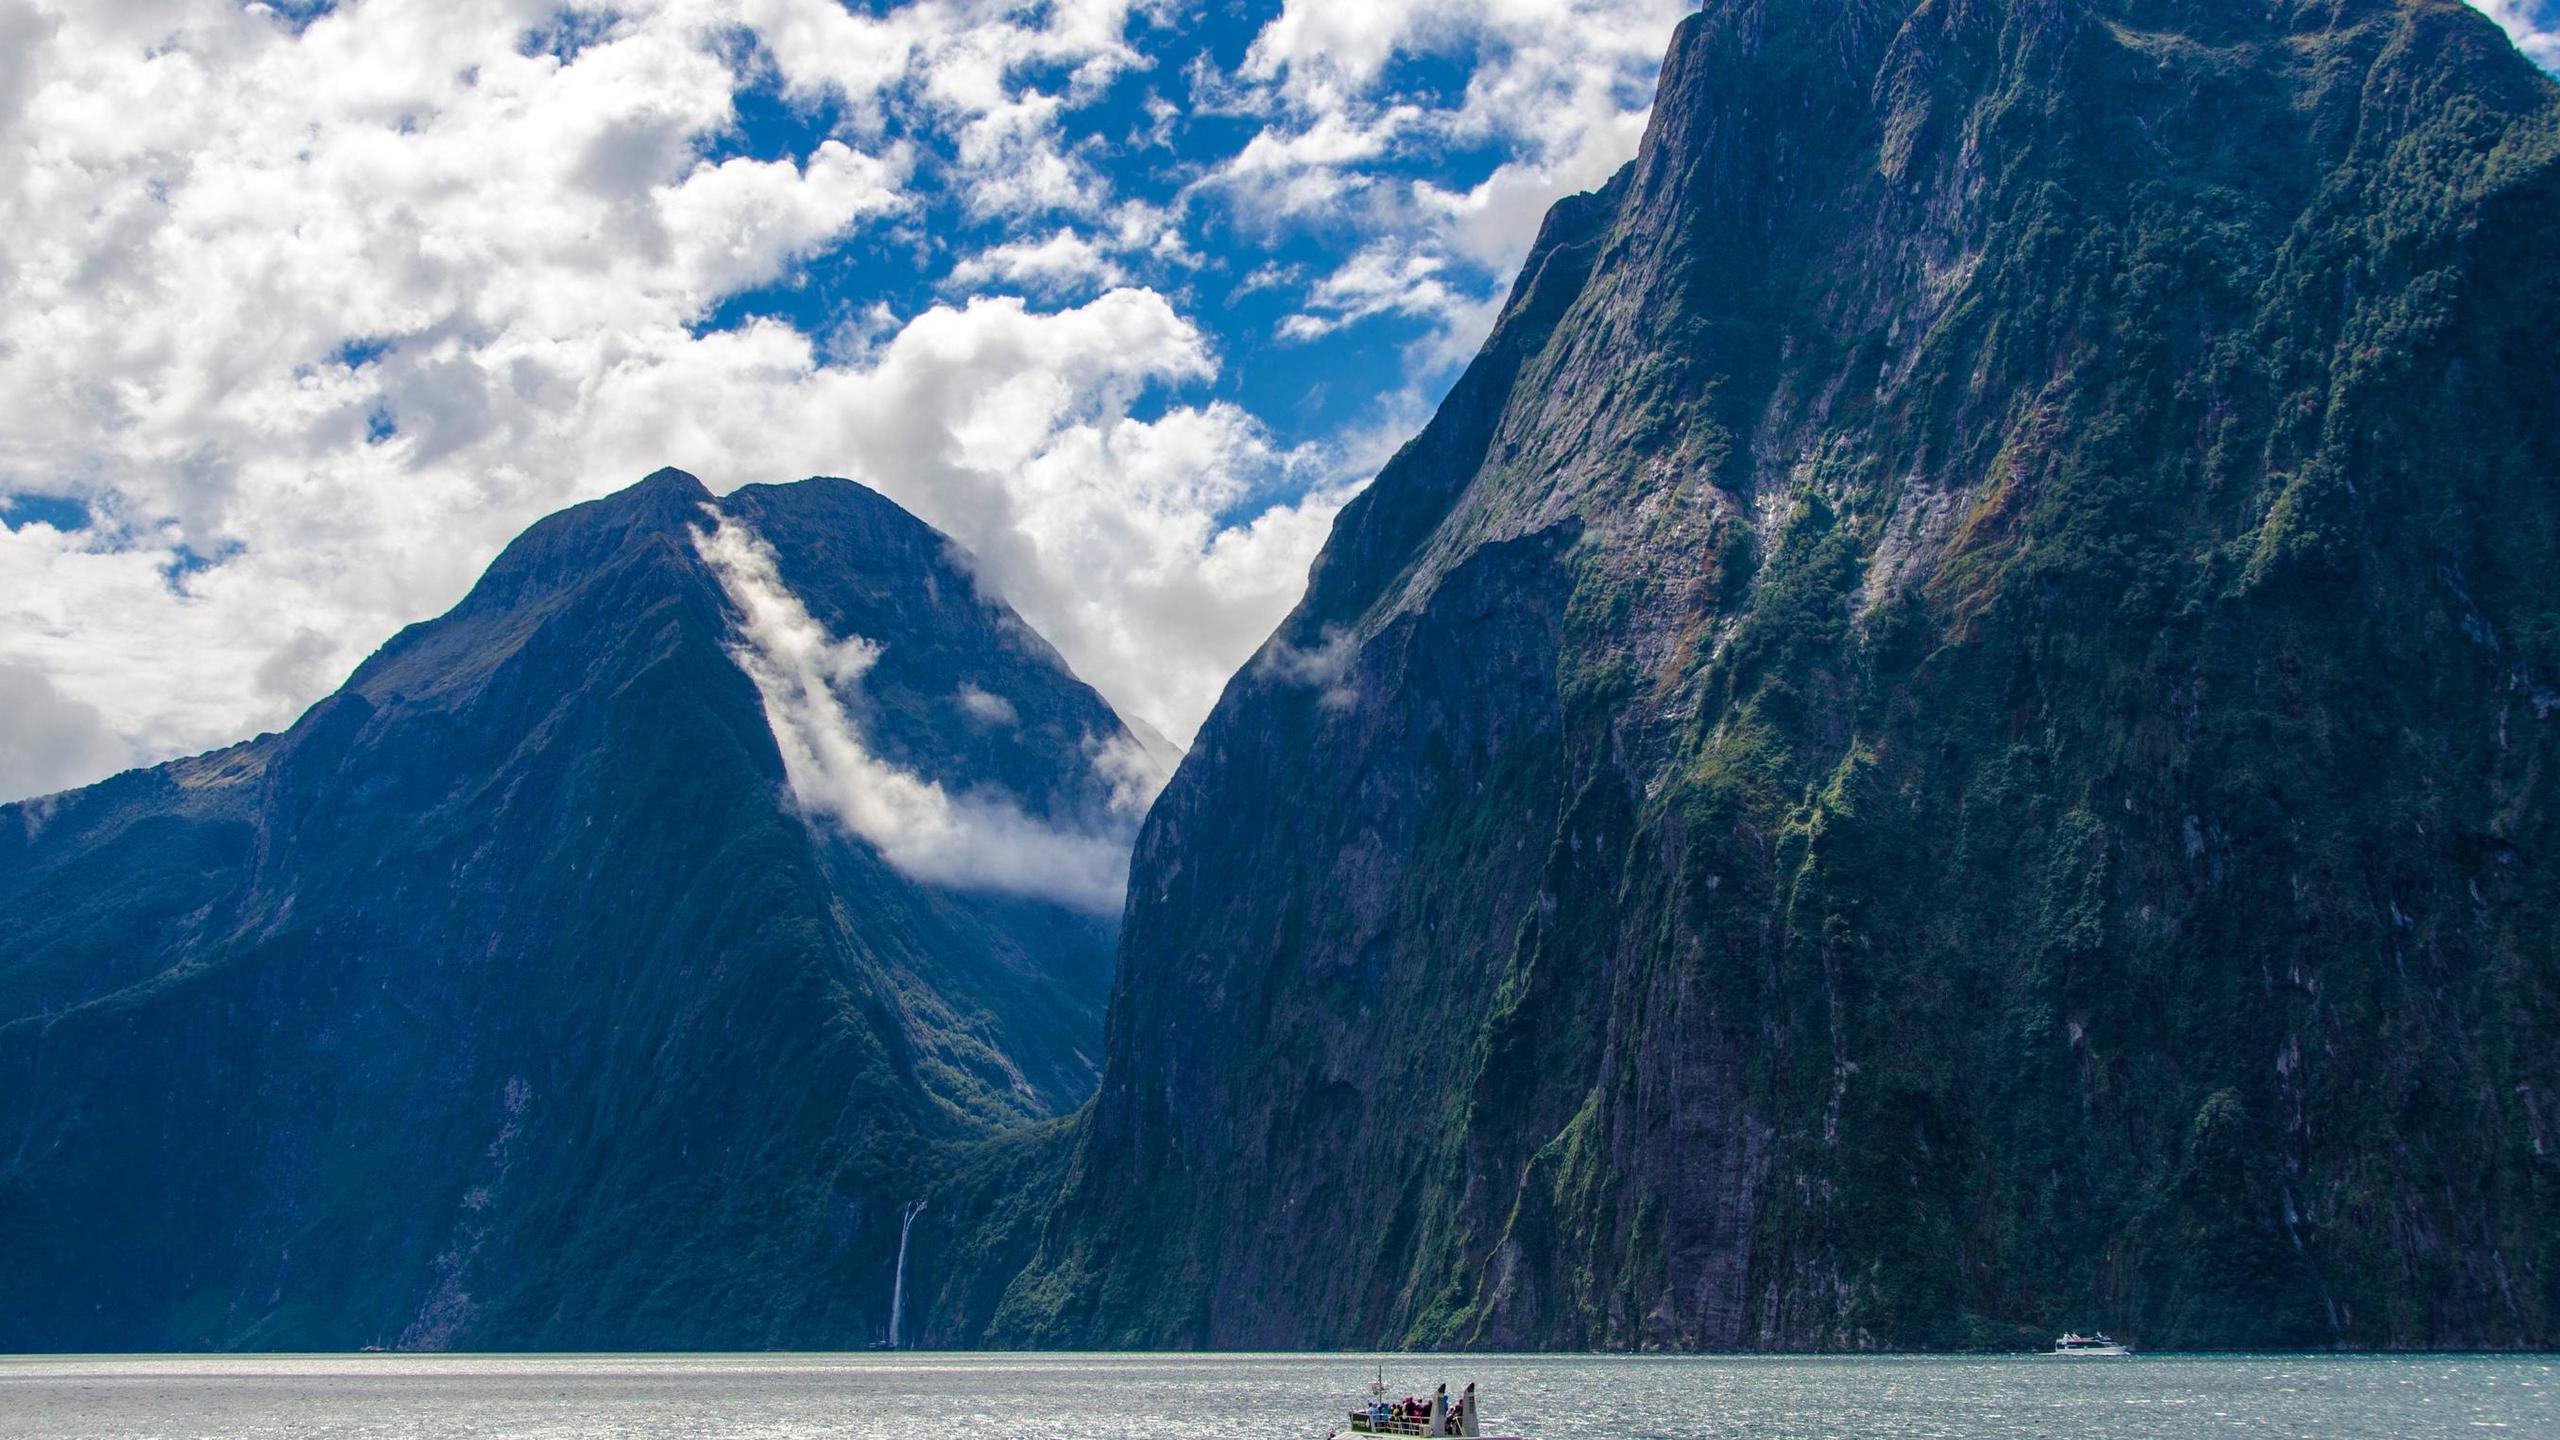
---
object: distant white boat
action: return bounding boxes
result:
[2052,1331,2133,1357]
[1335,1376,1520,1440]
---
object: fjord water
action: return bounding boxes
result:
[1,1353,2548,1439]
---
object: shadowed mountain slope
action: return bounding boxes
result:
[0,469,1143,1351]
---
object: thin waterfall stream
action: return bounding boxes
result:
[888,1200,926,1349]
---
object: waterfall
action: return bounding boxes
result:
[888,1200,926,1349]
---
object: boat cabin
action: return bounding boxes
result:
[1346,1380,1478,1438]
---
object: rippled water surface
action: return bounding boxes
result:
[1,1352,2549,1440]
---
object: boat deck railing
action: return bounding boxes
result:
[1348,1416,1444,1436]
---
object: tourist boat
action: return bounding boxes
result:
[2051,1331,2133,1357]
[1337,1376,1518,1439]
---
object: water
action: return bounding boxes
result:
[0,1352,2549,1440]
[888,1201,926,1352]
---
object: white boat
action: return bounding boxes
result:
[2051,1331,2133,1356]
[1335,1377,1520,1440]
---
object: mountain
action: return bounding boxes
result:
[974,0,2560,1350]
[0,468,1151,1351]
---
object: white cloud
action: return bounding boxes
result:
[694,512,1135,913]
[2472,0,2560,71]
[1204,104,1420,221]
[1090,731,1176,817]
[957,683,1020,725]
[1278,242,1461,340]
[1255,625,1359,710]
[0,661,133,803]
[946,228,1126,295]
[746,0,1147,221]
[788,292,1358,745]
[1212,0,1688,362]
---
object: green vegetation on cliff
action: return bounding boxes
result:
[981,0,2560,1351]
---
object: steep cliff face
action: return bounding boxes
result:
[0,470,1141,1350]
[992,0,2560,1349]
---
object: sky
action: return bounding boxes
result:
[1,0,2555,804]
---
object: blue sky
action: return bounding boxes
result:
[702,4,1506,455]
[0,0,2553,803]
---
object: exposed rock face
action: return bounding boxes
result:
[987,0,2560,1349]
[0,470,1139,1350]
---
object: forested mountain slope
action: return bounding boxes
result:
[0,470,1142,1350]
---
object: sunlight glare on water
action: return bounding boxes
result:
[0,1352,2550,1440]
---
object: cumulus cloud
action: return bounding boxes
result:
[1206,105,1423,221]
[1279,243,1462,340]
[818,294,1357,742]
[2472,0,2560,71]
[600,287,1356,747]
[694,513,1134,913]
[0,662,133,804]
[945,229,1127,296]
[1203,0,1689,367]
[745,0,1146,220]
